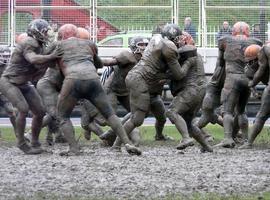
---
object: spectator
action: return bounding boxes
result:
[47,22,58,43]
[250,24,261,40]
[216,21,232,40]
[184,17,196,41]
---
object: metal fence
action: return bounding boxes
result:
[0,0,270,47]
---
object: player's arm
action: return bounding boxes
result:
[164,43,193,80]
[90,42,103,69]
[216,36,226,69]
[101,58,118,66]
[215,49,225,69]
[250,47,268,87]
[24,42,62,66]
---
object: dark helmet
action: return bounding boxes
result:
[0,46,11,65]
[129,36,149,54]
[161,23,182,43]
[27,19,50,43]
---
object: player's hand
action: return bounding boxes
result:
[248,80,254,88]
[51,45,64,58]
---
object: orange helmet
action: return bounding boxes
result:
[15,33,28,43]
[244,44,261,61]
[232,21,250,37]
[178,31,195,47]
[57,24,78,40]
[77,27,90,39]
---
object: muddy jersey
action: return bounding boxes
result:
[58,38,103,80]
[0,62,6,77]
[130,34,181,94]
[170,45,206,96]
[218,35,262,74]
[110,50,140,96]
[38,67,64,91]
[2,37,45,84]
[208,64,226,90]
[0,47,10,76]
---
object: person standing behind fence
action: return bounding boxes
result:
[184,17,196,41]
[216,21,232,41]
[250,24,261,40]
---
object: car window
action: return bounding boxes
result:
[99,38,123,47]
[128,37,151,45]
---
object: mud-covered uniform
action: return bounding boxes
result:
[79,99,107,140]
[103,50,141,111]
[0,48,16,132]
[196,56,225,128]
[166,45,211,151]
[241,45,270,147]
[0,36,58,153]
[57,38,140,155]
[218,35,262,147]
[36,66,65,144]
[100,50,143,145]
[116,34,192,145]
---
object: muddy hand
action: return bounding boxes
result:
[51,45,64,59]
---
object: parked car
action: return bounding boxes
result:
[98,32,152,48]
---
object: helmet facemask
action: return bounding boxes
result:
[130,37,149,54]
[134,39,149,54]
[27,19,50,44]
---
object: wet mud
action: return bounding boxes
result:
[0,142,269,199]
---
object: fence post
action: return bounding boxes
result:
[201,0,207,62]
[268,22,270,41]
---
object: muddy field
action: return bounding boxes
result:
[0,141,269,200]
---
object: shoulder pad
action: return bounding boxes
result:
[218,35,230,51]
[178,45,197,54]
[163,39,178,51]
[263,45,270,55]
[118,50,134,58]
[116,50,137,65]
[248,38,263,46]
[178,45,197,61]
[21,37,39,48]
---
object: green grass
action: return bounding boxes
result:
[1,124,270,147]
[11,191,270,200]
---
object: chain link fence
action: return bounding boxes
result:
[204,0,270,47]
[1,0,270,47]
